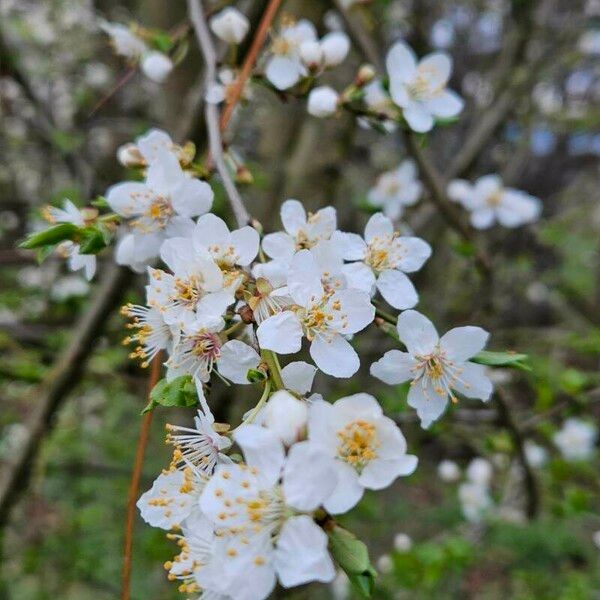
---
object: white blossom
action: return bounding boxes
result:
[198,425,336,599]
[261,199,337,262]
[44,200,96,280]
[393,532,412,552]
[265,19,317,90]
[100,21,147,59]
[437,459,461,482]
[371,310,493,428]
[524,441,547,468]
[368,160,422,220]
[376,554,393,574]
[553,418,597,461]
[448,175,542,229]
[304,393,418,513]
[258,389,308,446]
[386,41,464,132]
[334,213,431,309]
[257,250,375,377]
[319,31,350,67]
[210,7,250,45]
[465,457,493,486]
[205,68,252,105]
[307,86,339,118]
[141,51,173,83]
[458,481,492,522]
[107,150,213,269]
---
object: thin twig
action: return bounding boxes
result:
[219,0,283,132]
[187,0,253,227]
[120,354,161,600]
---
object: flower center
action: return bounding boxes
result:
[365,234,398,272]
[174,276,203,308]
[337,419,380,472]
[486,190,503,207]
[408,66,442,100]
[298,293,346,341]
[191,331,221,361]
[272,37,292,56]
[131,196,174,232]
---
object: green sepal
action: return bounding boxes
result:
[78,224,112,254]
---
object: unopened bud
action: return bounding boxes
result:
[117,143,144,167]
[307,86,339,118]
[235,165,254,184]
[320,32,350,67]
[141,51,173,83]
[356,63,376,86]
[210,7,249,44]
[299,40,323,70]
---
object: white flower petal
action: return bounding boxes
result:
[324,461,364,514]
[376,269,419,310]
[342,262,376,294]
[370,349,417,385]
[407,380,448,428]
[418,52,452,88]
[281,361,317,395]
[452,361,493,401]
[364,212,394,242]
[257,312,303,354]
[396,310,439,355]
[330,231,367,260]
[425,89,464,118]
[283,442,338,511]
[359,455,418,490]
[171,177,213,217]
[386,41,417,82]
[274,516,335,587]
[470,207,496,229]
[233,424,285,486]
[394,237,432,272]
[403,103,434,132]
[231,226,260,265]
[261,232,296,261]
[440,326,489,362]
[280,199,307,235]
[288,249,324,306]
[218,340,261,384]
[310,334,359,378]
[265,56,301,90]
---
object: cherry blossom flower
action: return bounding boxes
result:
[386,41,464,132]
[333,213,431,309]
[198,425,337,600]
[117,128,192,168]
[370,310,493,428]
[147,239,236,328]
[307,86,339,117]
[107,150,213,269]
[264,19,317,90]
[257,389,309,446]
[99,21,147,59]
[261,199,337,262]
[43,199,96,280]
[257,250,375,377]
[141,51,173,83]
[448,175,542,229]
[192,213,260,269]
[205,68,252,105]
[210,7,250,45]
[367,160,423,220]
[553,418,597,461]
[121,303,173,367]
[305,393,418,513]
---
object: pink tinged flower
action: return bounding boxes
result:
[306,393,418,514]
[370,310,493,428]
[386,41,463,132]
[261,199,337,262]
[256,250,374,378]
[106,149,213,267]
[198,425,336,600]
[334,212,431,310]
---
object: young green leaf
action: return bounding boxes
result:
[19,223,79,249]
[471,350,531,371]
[141,375,198,414]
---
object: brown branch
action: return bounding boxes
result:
[0,263,131,527]
[120,354,161,600]
[219,0,283,132]
[188,0,254,227]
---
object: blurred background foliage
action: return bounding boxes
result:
[0,0,599,598]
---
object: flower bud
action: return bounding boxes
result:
[320,31,350,67]
[299,40,323,69]
[209,7,249,45]
[356,63,376,86]
[466,457,492,486]
[260,390,307,446]
[307,86,339,117]
[117,143,144,167]
[141,51,173,83]
[437,459,461,482]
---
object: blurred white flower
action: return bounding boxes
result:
[386,41,463,132]
[524,441,547,468]
[307,86,339,117]
[367,160,422,220]
[466,457,493,486]
[51,275,90,301]
[448,175,542,229]
[393,532,413,552]
[553,418,597,461]
[458,481,492,522]
[377,554,393,574]
[141,51,173,83]
[437,459,461,482]
[330,571,350,600]
[209,7,249,44]
[100,21,147,59]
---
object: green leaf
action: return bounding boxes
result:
[471,350,531,371]
[91,196,109,209]
[150,32,174,53]
[142,375,198,414]
[36,245,55,264]
[79,225,111,254]
[19,223,79,249]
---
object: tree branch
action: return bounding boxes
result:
[187,0,252,228]
[0,263,131,527]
